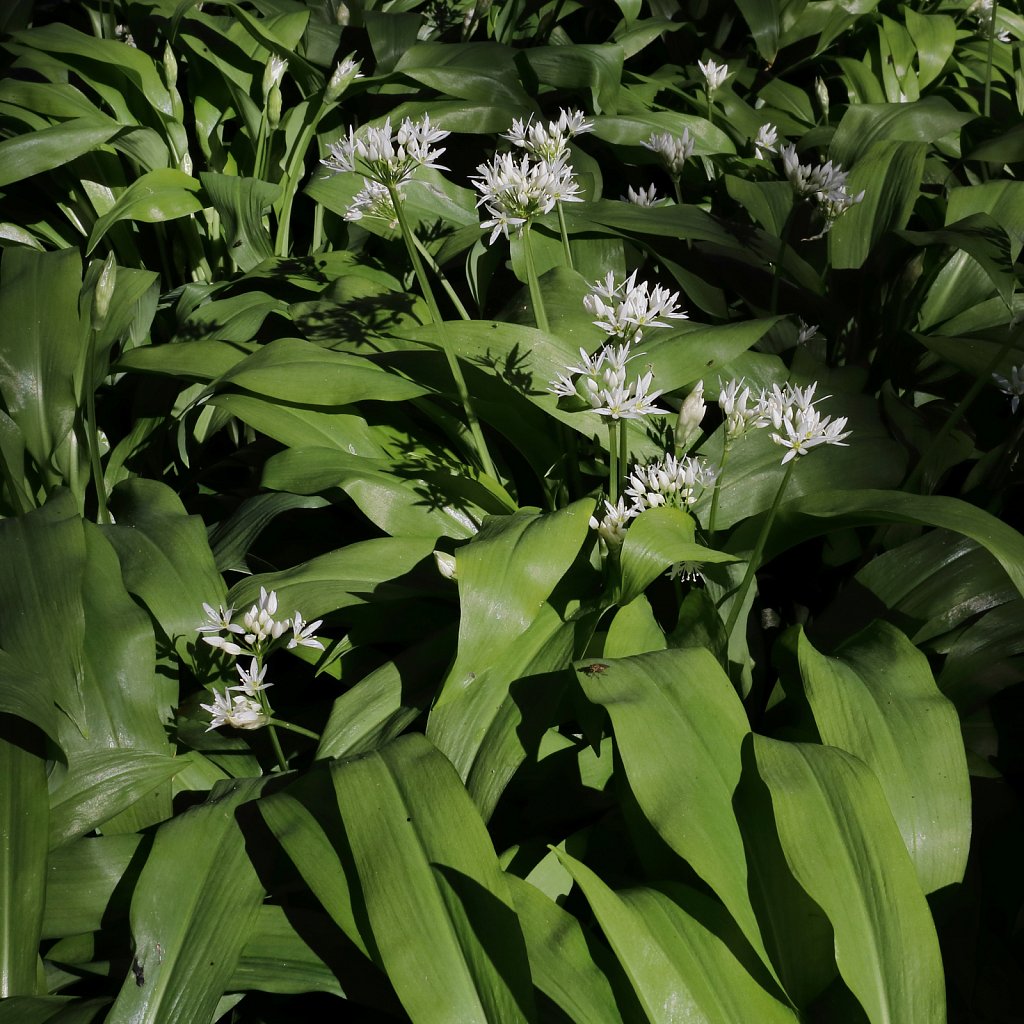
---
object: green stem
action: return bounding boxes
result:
[84,329,110,525]
[311,201,325,253]
[607,421,619,504]
[556,202,573,269]
[274,101,324,257]
[268,719,321,741]
[672,175,683,206]
[388,184,496,479]
[265,724,288,772]
[707,440,731,536]
[412,233,471,320]
[984,3,998,120]
[618,420,628,498]
[722,458,796,641]
[521,223,550,333]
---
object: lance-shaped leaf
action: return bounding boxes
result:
[754,736,945,1024]
[796,623,971,893]
[106,778,268,1024]
[328,734,535,1023]
[578,649,776,980]
[555,850,798,1023]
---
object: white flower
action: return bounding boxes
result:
[622,184,662,206]
[288,612,325,650]
[718,378,770,440]
[262,55,288,101]
[471,151,581,242]
[326,54,363,103]
[201,689,268,731]
[202,635,245,657]
[589,498,636,546]
[643,130,694,177]
[241,587,290,649]
[667,561,705,583]
[583,270,687,344]
[322,115,450,188]
[626,454,717,511]
[229,657,272,697]
[796,320,819,344]
[196,603,244,635]
[765,383,851,463]
[549,342,667,420]
[994,366,1024,413]
[779,143,865,232]
[503,108,593,162]
[753,123,778,160]
[345,178,399,227]
[675,380,706,451]
[115,24,136,47]
[698,58,729,93]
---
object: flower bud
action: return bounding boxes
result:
[675,379,706,453]
[162,42,178,89]
[262,55,288,103]
[815,77,829,122]
[91,253,117,331]
[433,550,458,580]
[267,83,282,130]
[325,54,362,104]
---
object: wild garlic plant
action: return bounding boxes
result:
[197,588,324,769]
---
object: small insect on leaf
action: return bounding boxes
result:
[581,662,609,676]
[132,958,145,986]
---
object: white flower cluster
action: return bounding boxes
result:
[196,589,324,732]
[322,115,449,222]
[503,108,593,162]
[471,152,582,243]
[583,270,688,345]
[588,454,717,546]
[625,454,718,511]
[325,54,363,104]
[718,379,851,462]
[622,184,664,207]
[643,129,694,177]
[994,365,1024,413]
[753,123,778,160]
[780,143,865,230]
[698,58,729,92]
[549,343,665,420]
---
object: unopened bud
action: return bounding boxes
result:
[325,54,362,104]
[267,83,282,130]
[814,77,829,122]
[433,550,458,581]
[262,55,288,103]
[162,42,178,89]
[91,254,117,331]
[675,379,706,453]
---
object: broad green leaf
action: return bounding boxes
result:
[0,117,120,188]
[797,624,970,893]
[0,650,59,744]
[43,835,143,939]
[735,0,780,63]
[506,874,634,1024]
[0,997,109,1023]
[771,488,1024,600]
[199,172,278,272]
[903,9,956,90]
[0,248,83,478]
[556,851,797,1023]
[754,736,946,1024]
[592,113,734,154]
[231,905,343,997]
[47,750,187,849]
[725,177,794,236]
[618,506,737,606]
[261,447,482,539]
[104,479,226,662]
[86,169,203,254]
[214,337,429,405]
[578,648,776,979]
[0,732,48,996]
[605,595,666,658]
[106,778,268,1024]
[228,536,437,619]
[947,180,1024,263]
[395,41,533,108]
[116,339,258,382]
[829,98,973,171]
[520,44,624,114]
[329,734,536,1023]
[828,141,926,270]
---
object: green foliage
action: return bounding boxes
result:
[1,0,1023,1020]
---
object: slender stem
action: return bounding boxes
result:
[672,175,683,206]
[84,329,110,525]
[521,223,550,333]
[387,185,496,479]
[265,724,288,772]
[412,233,471,320]
[268,719,321,741]
[311,201,325,253]
[618,420,628,497]
[607,421,619,504]
[984,3,997,120]
[254,107,269,182]
[722,459,796,641]
[707,440,731,536]
[556,202,573,269]
[274,101,323,257]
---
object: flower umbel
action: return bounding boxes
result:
[322,115,450,188]
[753,123,778,160]
[698,58,729,93]
[625,454,718,511]
[550,342,667,421]
[643,130,694,177]
[200,690,268,731]
[583,270,687,345]
[503,108,593,162]
[779,144,864,233]
[994,366,1024,413]
[589,498,636,546]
